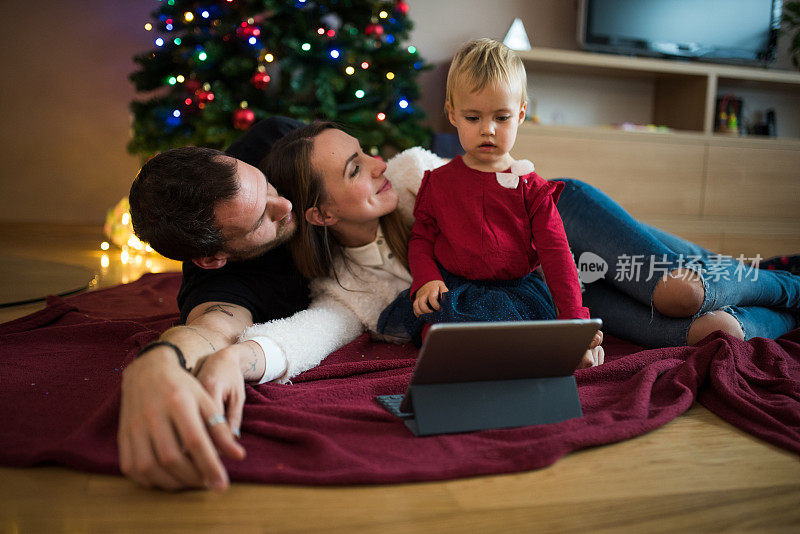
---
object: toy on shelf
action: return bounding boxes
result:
[715,95,743,135]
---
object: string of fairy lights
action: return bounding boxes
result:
[100,197,156,275]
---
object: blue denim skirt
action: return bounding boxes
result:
[377,268,557,344]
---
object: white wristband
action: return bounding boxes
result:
[247,336,288,384]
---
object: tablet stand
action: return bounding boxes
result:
[403,376,582,436]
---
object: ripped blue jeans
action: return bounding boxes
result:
[555,179,800,347]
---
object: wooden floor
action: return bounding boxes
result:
[1,222,798,533]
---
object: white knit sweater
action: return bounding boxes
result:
[240,147,447,383]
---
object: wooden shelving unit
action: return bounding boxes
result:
[516,47,800,142]
[510,48,800,256]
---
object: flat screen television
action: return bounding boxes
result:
[578,0,783,66]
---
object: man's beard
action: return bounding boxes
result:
[224,215,296,261]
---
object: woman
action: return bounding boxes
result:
[222,121,799,385]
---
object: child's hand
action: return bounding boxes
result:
[589,330,603,350]
[413,280,449,316]
[578,330,604,369]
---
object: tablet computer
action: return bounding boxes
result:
[377,318,602,419]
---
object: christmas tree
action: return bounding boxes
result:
[128,0,431,160]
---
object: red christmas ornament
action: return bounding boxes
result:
[397,0,409,14]
[236,23,260,39]
[365,23,384,36]
[250,72,271,89]
[232,108,255,130]
[197,90,214,103]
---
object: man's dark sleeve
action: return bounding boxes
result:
[178,247,310,325]
[225,116,306,166]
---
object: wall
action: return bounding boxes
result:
[0,0,795,224]
[0,1,152,224]
[407,0,578,131]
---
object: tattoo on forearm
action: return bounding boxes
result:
[247,343,259,374]
[183,325,216,351]
[202,304,235,317]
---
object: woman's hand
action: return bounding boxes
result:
[413,280,449,316]
[578,330,605,369]
[193,346,249,440]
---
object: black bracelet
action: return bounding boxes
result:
[135,341,192,373]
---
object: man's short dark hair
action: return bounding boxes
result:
[129,146,239,261]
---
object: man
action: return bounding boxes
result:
[122,117,308,491]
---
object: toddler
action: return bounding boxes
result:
[407,38,591,329]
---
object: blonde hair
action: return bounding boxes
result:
[445,38,527,111]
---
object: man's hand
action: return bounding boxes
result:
[118,348,246,492]
[118,301,253,491]
[413,280,449,316]
[578,330,604,369]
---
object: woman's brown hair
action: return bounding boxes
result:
[262,121,409,281]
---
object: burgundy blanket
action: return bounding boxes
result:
[1,273,798,485]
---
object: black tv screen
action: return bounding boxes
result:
[578,0,782,66]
